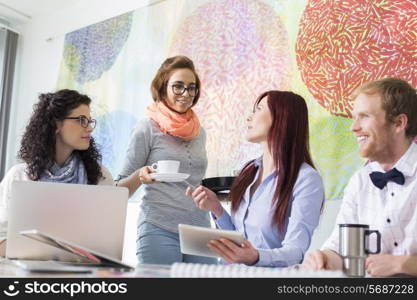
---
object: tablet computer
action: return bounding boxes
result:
[19,230,134,270]
[0,238,6,257]
[178,224,245,258]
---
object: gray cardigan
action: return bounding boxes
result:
[119,118,210,233]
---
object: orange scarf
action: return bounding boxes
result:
[146,102,201,139]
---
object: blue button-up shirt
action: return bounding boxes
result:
[215,158,324,267]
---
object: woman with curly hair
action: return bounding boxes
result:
[0,89,113,244]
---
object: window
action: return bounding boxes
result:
[0,27,18,180]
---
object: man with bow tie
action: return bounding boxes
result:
[302,78,417,277]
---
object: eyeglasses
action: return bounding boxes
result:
[171,84,198,97]
[63,115,97,129]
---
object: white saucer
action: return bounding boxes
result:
[150,173,190,182]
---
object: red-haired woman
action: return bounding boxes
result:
[187,90,324,267]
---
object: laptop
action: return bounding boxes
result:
[6,181,128,263]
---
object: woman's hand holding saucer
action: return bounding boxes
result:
[138,166,159,184]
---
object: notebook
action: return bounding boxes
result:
[170,262,345,278]
[178,224,245,258]
[19,229,134,270]
[7,181,128,262]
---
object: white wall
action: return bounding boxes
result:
[5,0,154,171]
[307,199,342,253]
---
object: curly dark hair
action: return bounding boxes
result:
[18,89,103,184]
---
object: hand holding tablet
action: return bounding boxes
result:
[178,224,244,258]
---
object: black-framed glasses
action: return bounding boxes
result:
[63,115,97,129]
[171,84,198,97]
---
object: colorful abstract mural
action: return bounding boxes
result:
[62,12,133,85]
[56,0,417,200]
[169,0,292,176]
[296,0,417,118]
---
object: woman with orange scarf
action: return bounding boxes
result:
[117,56,214,265]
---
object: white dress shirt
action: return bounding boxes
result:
[322,142,417,255]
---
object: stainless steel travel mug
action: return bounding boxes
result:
[339,224,381,277]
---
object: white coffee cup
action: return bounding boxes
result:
[151,160,180,174]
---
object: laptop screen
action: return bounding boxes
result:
[6,181,128,263]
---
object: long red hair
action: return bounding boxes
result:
[229,91,315,232]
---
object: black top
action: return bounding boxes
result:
[202,176,235,194]
[338,224,369,228]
